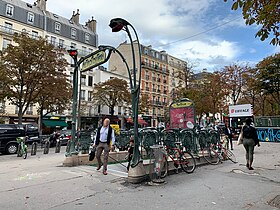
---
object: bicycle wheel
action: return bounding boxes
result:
[180,151,196,173]
[224,149,237,163]
[202,146,220,165]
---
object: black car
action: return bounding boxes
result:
[0,124,39,154]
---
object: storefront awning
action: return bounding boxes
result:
[43,120,68,128]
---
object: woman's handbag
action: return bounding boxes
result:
[237,130,243,145]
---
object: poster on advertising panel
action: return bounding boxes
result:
[169,98,195,129]
[229,104,253,117]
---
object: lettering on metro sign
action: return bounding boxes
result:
[229,104,253,117]
[80,51,106,72]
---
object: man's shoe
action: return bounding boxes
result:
[249,167,254,170]
[96,163,103,170]
[246,163,249,169]
[103,171,108,175]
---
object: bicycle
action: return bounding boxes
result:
[202,137,237,165]
[16,136,28,159]
[163,141,196,174]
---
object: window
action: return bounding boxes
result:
[81,75,86,86]
[161,55,166,61]
[80,90,86,100]
[88,76,93,86]
[143,48,148,54]
[2,38,11,50]
[26,104,33,115]
[0,100,5,113]
[155,52,159,59]
[6,5,14,16]
[15,106,19,114]
[144,58,148,65]
[88,91,93,101]
[151,61,155,68]
[58,39,64,48]
[71,28,77,39]
[27,12,34,24]
[85,33,90,43]
[32,31,38,39]
[88,48,93,53]
[55,22,61,33]
[4,22,13,34]
[70,72,74,82]
[50,36,56,46]
[82,46,87,55]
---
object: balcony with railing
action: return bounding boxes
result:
[0,24,92,56]
[142,62,169,74]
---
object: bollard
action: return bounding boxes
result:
[55,140,61,153]
[43,140,50,154]
[31,142,37,156]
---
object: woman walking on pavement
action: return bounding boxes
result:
[242,118,260,170]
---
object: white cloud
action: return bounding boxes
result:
[23,0,278,72]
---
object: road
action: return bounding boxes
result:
[0,142,279,210]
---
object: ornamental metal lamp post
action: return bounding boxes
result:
[66,48,79,157]
[109,18,145,182]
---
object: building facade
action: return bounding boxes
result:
[0,0,98,126]
[108,41,187,127]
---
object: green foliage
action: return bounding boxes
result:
[224,0,280,45]
[0,33,71,124]
[91,77,130,116]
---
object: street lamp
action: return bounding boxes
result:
[109,18,142,168]
[66,48,79,156]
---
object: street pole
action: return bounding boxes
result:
[66,49,79,157]
[109,18,145,183]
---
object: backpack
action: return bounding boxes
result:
[243,125,252,139]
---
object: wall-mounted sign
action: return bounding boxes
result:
[80,51,106,72]
[229,104,253,117]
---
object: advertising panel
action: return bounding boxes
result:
[229,104,253,117]
[169,99,195,129]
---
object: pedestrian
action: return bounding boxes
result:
[126,137,134,172]
[224,124,233,150]
[94,118,115,175]
[242,118,260,170]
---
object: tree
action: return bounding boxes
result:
[256,53,280,114]
[224,0,280,45]
[0,33,69,124]
[139,93,151,114]
[220,64,249,105]
[91,78,130,116]
[35,68,72,132]
[203,72,228,115]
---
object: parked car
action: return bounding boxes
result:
[0,124,39,154]
[59,129,72,146]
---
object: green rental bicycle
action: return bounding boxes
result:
[17,136,28,159]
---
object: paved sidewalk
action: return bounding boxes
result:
[0,142,279,210]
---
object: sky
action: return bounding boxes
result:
[25,0,280,72]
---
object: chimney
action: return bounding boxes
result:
[36,0,47,11]
[86,17,97,33]
[71,9,80,25]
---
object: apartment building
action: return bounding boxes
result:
[0,0,98,125]
[108,41,187,127]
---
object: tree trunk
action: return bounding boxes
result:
[18,106,23,124]
[110,106,114,116]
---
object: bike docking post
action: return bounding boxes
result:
[149,145,165,184]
